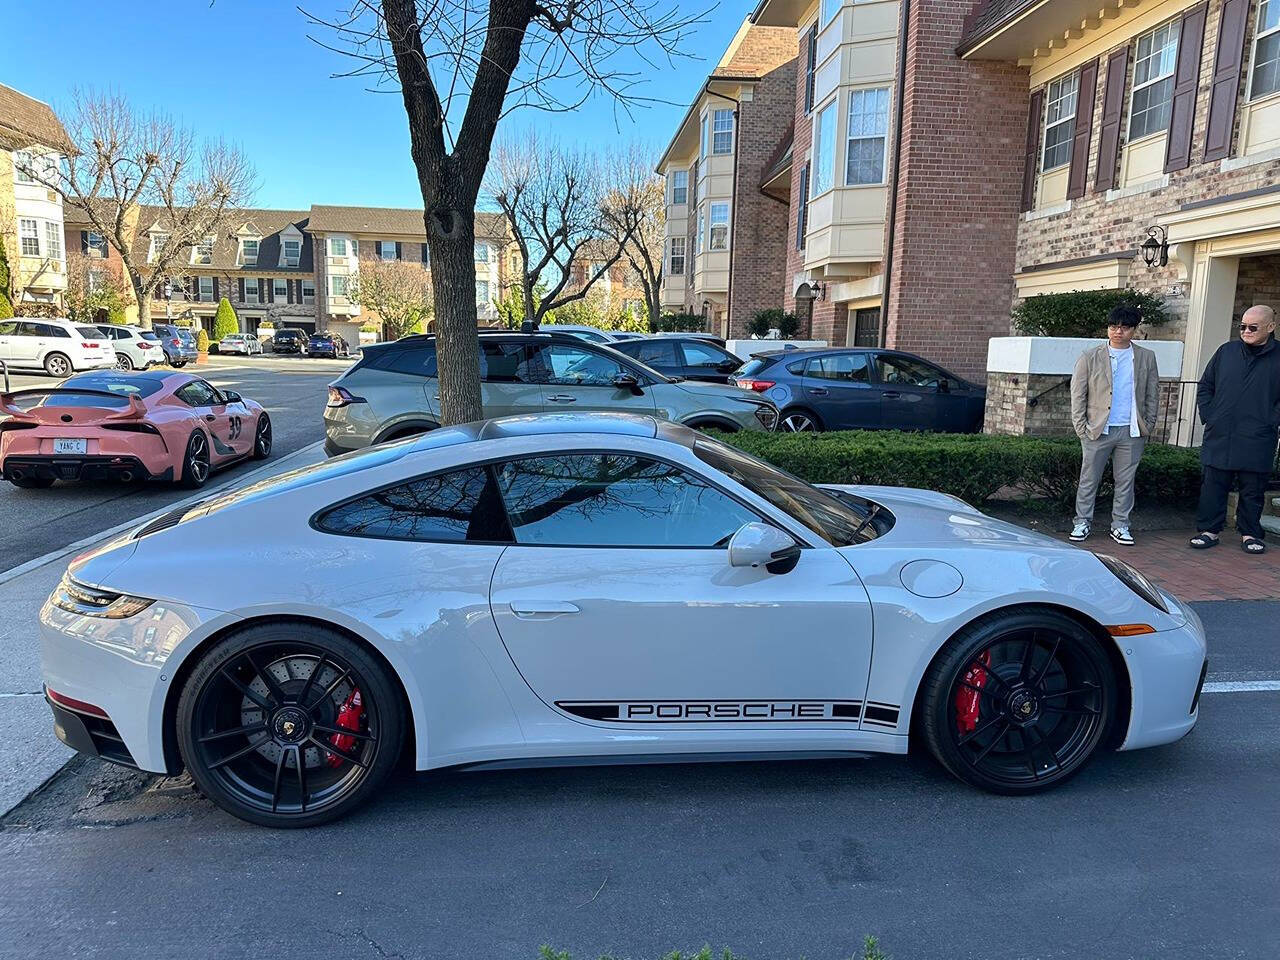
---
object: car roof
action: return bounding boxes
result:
[400,412,668,456]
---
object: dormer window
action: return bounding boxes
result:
[282,238,300,268]
[192,236,214,265]
[148,232,170,263]
[241,238,259,266]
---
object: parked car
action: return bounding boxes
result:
[0,318,114,377]
[307,332,352,359]
[536,324,621,344]
[41,413,1206,826]
[96,325,164,371]
[322,331,777,455]
[732,347,986,433]
[656,331,728,348]
[271,328,309,355]
[613,336,744,383]
[152,324,199,368]
[0,369,271,488]
[218,333,263,356]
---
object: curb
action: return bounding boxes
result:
[0,439,325,588]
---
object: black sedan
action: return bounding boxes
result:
[308,333,352,359]
[271,328,309,355]
[612,336,744,383]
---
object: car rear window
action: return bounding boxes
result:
[736,356,780,378]
[76,326,106,339]
[140,332,160,341]
[38,375,165,408]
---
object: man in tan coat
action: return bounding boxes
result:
[1069,304,1160,545]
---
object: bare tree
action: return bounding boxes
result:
[305,0,705,425]
[603,143,665,330]
[486,133,630,329]
[19,90,255,328]
[64,250,134,324]
[347,257,434,339]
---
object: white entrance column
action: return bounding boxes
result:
[1180,245,1240,381]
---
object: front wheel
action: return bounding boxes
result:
[919,608,1115,795]
[175,623,405,827]
[44,352,71,378]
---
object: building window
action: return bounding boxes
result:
[476,279,490,304]
[193,236,214,265]
[846,87,891,185]
[87,232,107,258]
[244,278,260,303]
[88,270,105,294]
[328,237,348,257]
[273,278,288,299]
[148,232,169,263]
[712,109,734,154]
[378,240,398,261]
[1042,72,1080,171]
[671,169,688,205]
[669,236,686,276]
[44,221,63,260]
[1129,20,1179,140]
[797,161,810,251]
[699,114,709,159]
[240,238,258,266]
[709,202,729,251]
[1252,0,1280,100]
[696,206,705,254]
[813,100,836,194]
[805,24,818,113]
[475,242,490,263]
[19,219,40,257]
[329,275,348,298]
[199,276,213,302]
[13,150,36,184]
[822,0,841,25]
[282,238,301,267]
[302,280,315,304]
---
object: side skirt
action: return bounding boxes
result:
[449,749,877,774]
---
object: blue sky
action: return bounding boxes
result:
[3,0,749,210]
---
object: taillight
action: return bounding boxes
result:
[736,379,775,393]
[170,339,180,346]
[327,386,364,408]
[81,342,98,349]
[139,342,153,349]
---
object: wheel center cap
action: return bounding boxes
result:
[271,707,310,743]
[1008,690,1039,722]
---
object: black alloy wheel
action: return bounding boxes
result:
[177,624,403,827]
[921,609,1115,794]
[252,413,273,460]
[180,430,211,488]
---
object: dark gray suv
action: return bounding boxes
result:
[323,332,777,454]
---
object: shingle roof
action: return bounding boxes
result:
[0,83,73,153]
[958,0,1041,54]
[306,204,508,240]
[130,207,315,274]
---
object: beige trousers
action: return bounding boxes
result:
[1074,426,1147,528]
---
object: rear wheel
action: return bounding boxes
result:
[252,414,273,460]
[115,353,133,371]
[180,430,211,488]
[919,608,1115,794]
[176,623,404,827]
[779,408,822,432]
[44,352,71,378]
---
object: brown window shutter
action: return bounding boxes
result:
[1067,60,1100,199]
[287,280,294,304]
[1164,3,1208,173]
[1094,47,1131,193]
[80,231,89,254]
[212,277,219,300]
[267,277,275,303]
[1204,0,1250,161]
[1021,88,1045,212]
[238,278,245,302]
[395,241,402,260]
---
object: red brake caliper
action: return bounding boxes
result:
[326,687,364,768]
[955,651,991,734]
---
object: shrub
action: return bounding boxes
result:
[195,329,210,353]
[656,312,706,333]
[212,297,239,341]
[712,430,1201,507]
[749,307,799,339]
[106,303,127,325]
[0,294,11,321]
[1011,289,1171,338]
[777,310,800,338]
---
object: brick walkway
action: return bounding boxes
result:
[1052,529,1280,601]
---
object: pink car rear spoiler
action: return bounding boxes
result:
[0,389,147,421]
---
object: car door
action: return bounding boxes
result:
[0,320,20,364]
[679,339,743,383]
[527,342,657,416]
[13,322,49,366]
[800,352,880,429]
[487,451,874,729]
[470,340,544,419]
[875,353,947,431]
[177,380,246,462]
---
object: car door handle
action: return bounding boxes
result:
[204,414,216,422]
[509,601,580,619]
[881,391,901,399]
[806,387,829,396]
[546,395,577,403]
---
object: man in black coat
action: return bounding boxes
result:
[1190,305,1280,554]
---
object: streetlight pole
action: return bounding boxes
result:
[163,280,173,326]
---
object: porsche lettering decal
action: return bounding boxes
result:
[555,700,873,723]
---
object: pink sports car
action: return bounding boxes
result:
[0,370,271,489]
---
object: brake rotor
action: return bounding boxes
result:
[240,656,353,769]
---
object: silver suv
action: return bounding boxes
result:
[323,332,777,454]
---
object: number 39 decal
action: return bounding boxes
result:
[228,416,243,440]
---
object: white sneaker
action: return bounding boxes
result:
[1111,526,1135,545]
[1070,521,1090,541]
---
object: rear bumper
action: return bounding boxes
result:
[3,455,172,483]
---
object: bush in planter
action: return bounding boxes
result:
[1011,289,1171,338]
[195,329,210,354]
[212,298,239,342]
[749,307,799,339]
[656,312,706,333]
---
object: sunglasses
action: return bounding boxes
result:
[1240,323,1263,333]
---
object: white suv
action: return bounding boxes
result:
[0,318,115,378]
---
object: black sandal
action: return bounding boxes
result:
[1189,533,1220,549]
[1242,537,1267,555]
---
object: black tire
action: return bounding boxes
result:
[176,622,404,827]
[252,413,272,460]
[115,353,133,371]
[919,607,1115,795]
[180,430,211,488]
[44,352,72,378]
[9,475,55,489]
[778,407,823,432]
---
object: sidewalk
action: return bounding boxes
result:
[0,440,327,817]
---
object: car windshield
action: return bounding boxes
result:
[37,374,165,408]
[693,437,886,546]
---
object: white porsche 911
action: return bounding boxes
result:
[41,414,1208,827]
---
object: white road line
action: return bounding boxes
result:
[1202,680,1280,694]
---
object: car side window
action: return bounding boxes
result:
[808,353,870,382]
[681,341,735,370]
[0,321,17,337]
[315,466,512,543]
[480,342,537,384]
[529,344,625,387]
[878,355,945,388]
[627,339,680,367]
[786,360,806,375]
[494,453,758,548]
[176,381,219,407]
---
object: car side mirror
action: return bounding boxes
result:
[727,522,801,575]
[222,390,242,403]
[613,373,644,395]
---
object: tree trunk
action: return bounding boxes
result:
[428,210,484,425]
[137,291,152,330]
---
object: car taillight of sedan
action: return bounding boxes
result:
[735,379,775,393]
[327,386,365,408]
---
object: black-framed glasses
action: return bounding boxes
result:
[1240,323,1261,333]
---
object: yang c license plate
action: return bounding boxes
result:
[53,439,87,455]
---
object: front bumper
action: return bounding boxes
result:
[1117,606,1208,751]
[46,692,138,769]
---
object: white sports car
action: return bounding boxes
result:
[41,414,1208,827]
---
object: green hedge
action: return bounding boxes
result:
[714,431,1202,507]
[1011,289,1170,338]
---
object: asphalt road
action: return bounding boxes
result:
[1,602,1275,960]
[0,359,339,570]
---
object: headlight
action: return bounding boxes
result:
[1095,553,1167,613]
[51,574,154,619]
